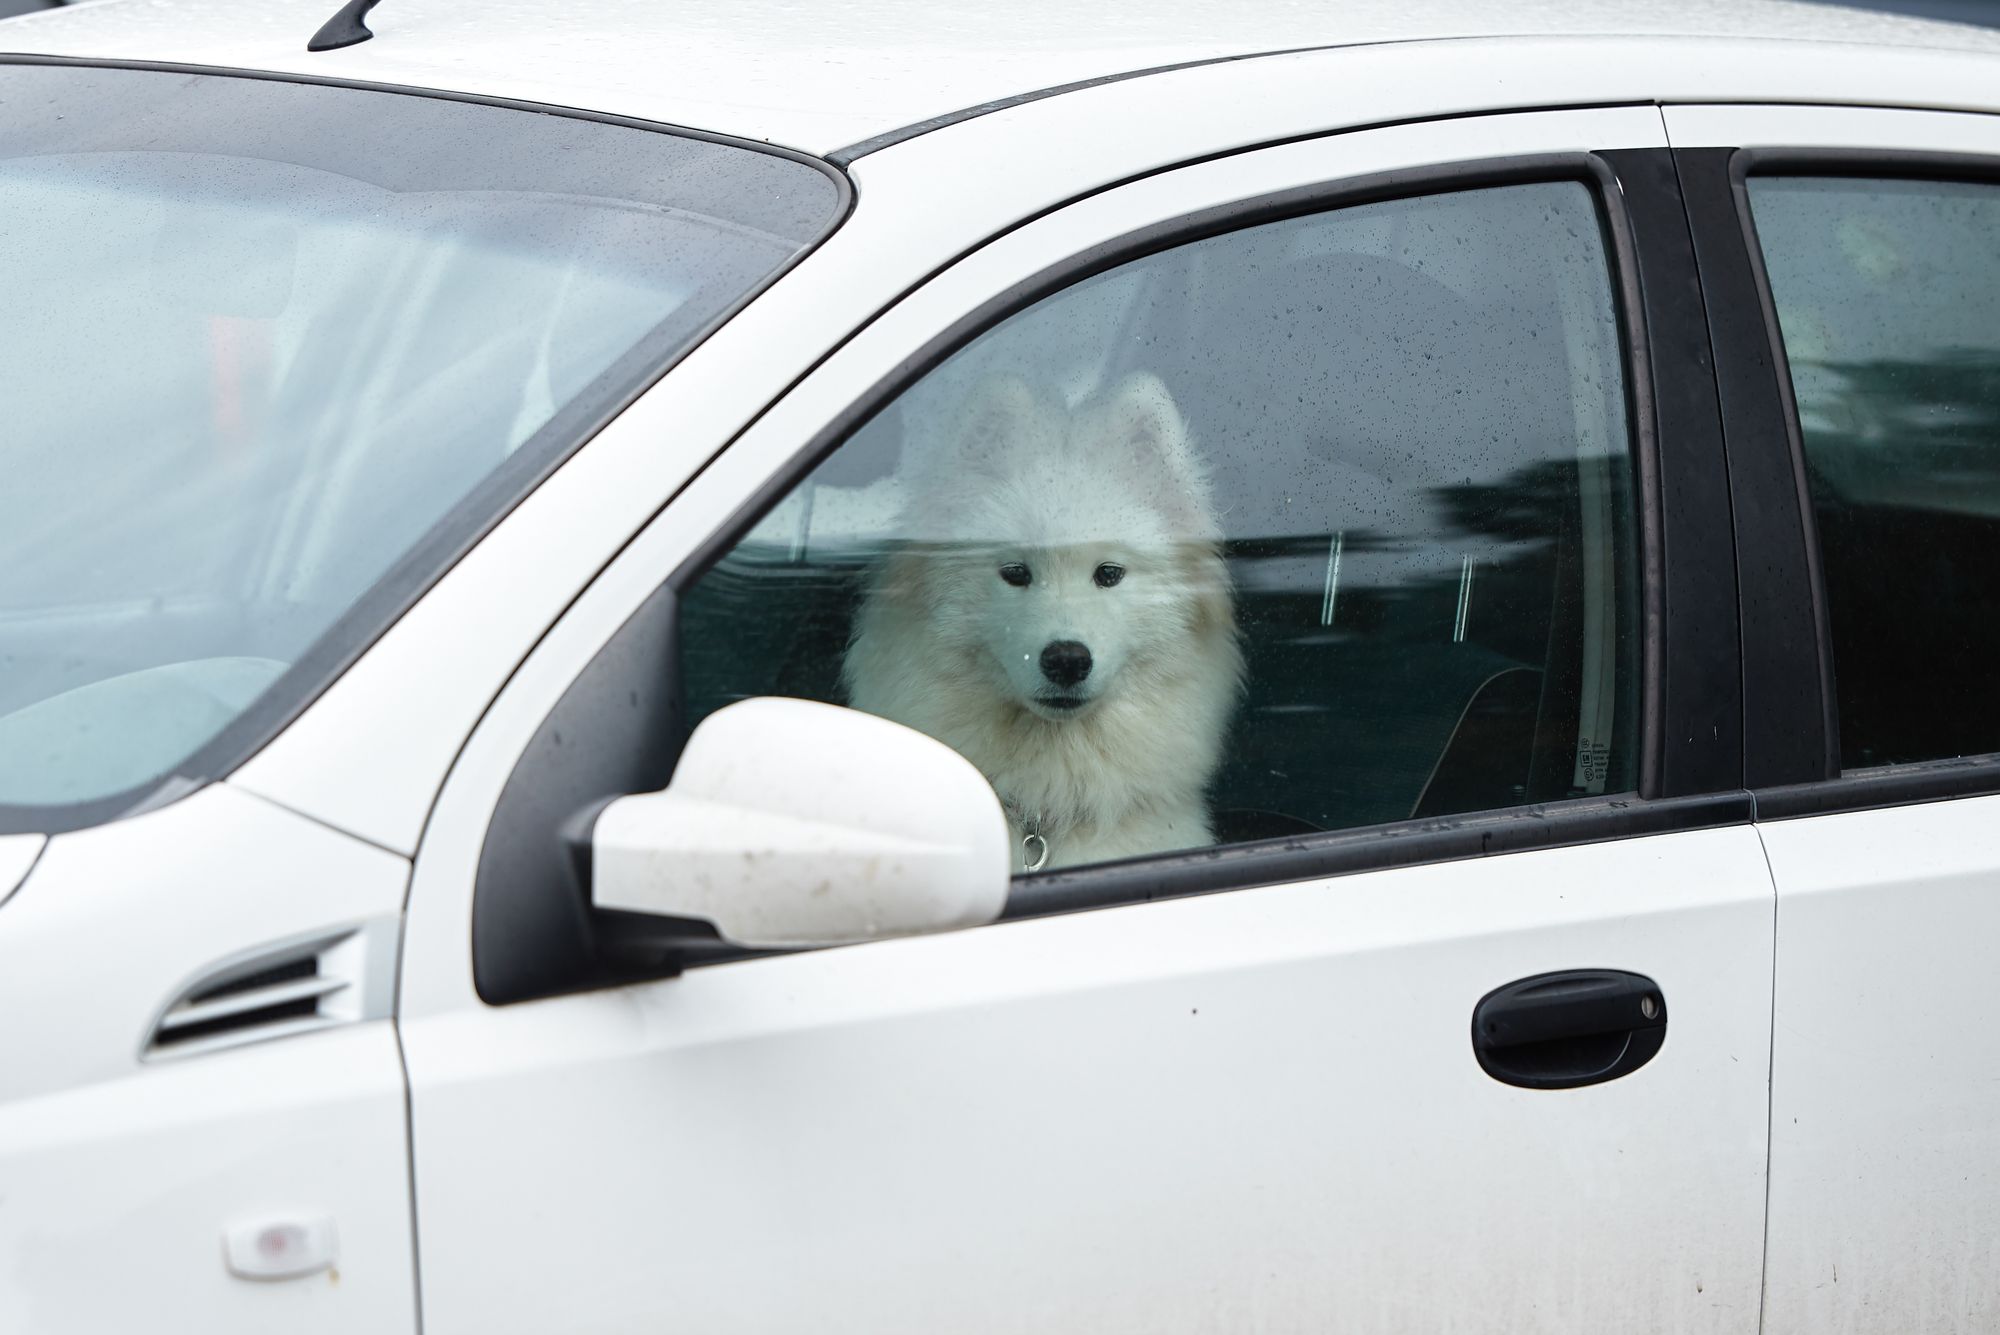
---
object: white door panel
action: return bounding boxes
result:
[406,825,1771,1333]
[403,107,1772,1333]
[1758,797,2000,1334]
[2,1026,410,1331]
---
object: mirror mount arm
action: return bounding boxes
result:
[588,909,699,973]
[563,800,770,974]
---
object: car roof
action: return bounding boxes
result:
[8,0,2000,155]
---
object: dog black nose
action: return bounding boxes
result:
[1040,640,1092,687]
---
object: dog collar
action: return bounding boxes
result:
[1021,824,1049,873]
[1001,798,1051,872]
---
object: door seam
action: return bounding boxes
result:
[1750,807,1780,1335]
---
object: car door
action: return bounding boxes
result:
[1667,103,2000,1334]
[400,105,1775,1334]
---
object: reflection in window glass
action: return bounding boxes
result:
[1750,176,2000,768]
[685,182,1640,871]
[0,65,841,820]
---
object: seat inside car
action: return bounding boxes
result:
[1121,239,1590,832]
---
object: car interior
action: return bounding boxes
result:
[1748,174,2000,771]
[679,183,1641,850]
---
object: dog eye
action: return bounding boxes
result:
[999,563,1032,587]
[1093,563,1126,589]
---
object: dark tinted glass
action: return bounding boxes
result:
[1749,175,2000,768]
[682,182,1640,872]
[0,64,842,831]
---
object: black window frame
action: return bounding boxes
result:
[472,147,1751,1006]
[1695,145,2000,819]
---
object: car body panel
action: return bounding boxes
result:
[0,784,414,1332]
[1666,100,2000,152]
[397,105,1774,1333]
[406,825,1775,1334]
[1662,98,2000,1335]
[1,0,1998,153]
[0,833,41,907]
[1756,797,2000,1334]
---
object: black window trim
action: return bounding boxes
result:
[1754,751,2000,821]
[1601,147,1744,802]
[0,53,854,838]
[1675,147,1834,789]
[1007,790,1752,921]
[1721,145,2000,819]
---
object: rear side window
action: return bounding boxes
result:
[1748,175,2000,769]
[680,180,1642,873]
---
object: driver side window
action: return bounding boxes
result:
[682,180,1641,873]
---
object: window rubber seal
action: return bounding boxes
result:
[1755,752,2000,820]
[1008,790,1751,923]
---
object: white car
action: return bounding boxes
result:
[6,0,2000,1330]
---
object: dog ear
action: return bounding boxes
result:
[1093,371,1219,535]
[1100,371,1185,447]
[947,374,1047,478]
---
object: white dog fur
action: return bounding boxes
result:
[842,371,1243,870]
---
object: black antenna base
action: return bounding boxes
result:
[307,0,383,52]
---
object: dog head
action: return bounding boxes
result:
[895,371,1231,723]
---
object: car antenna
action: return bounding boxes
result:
[307,0,382,52]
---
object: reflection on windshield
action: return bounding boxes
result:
[0,65,842,826]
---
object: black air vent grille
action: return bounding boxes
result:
[145,930,359,1060]
[151,995,324,1050]
[186,956,318,1005]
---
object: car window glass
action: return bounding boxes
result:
[683,181,1641,872]
[1748,175,2000,769]
[0,65,841,828]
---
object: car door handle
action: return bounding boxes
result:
[1471,969,1667,1090]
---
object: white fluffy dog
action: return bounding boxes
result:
[842,371,1243,871]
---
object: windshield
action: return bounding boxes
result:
[0,64,845,832]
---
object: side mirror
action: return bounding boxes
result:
[590,697,1011,949]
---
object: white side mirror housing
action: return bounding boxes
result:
[591,697,1011,948]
